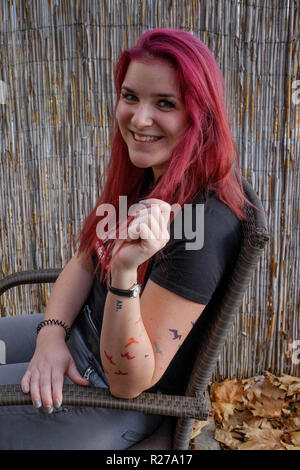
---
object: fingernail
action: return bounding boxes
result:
[33,399,41,409]
[23,386,29,393]
[54,399,61,409]
[139,200,148,205]
[46,405,53,414]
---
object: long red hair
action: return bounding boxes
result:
[76,28,247,290]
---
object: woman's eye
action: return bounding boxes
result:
[121,93,137,102]
[159,100,175,109]
[121,93,175,109]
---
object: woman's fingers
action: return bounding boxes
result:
[28,369,42,409]
[133,200,171,224]
[66,358,90,386]
[129,213,162,240]
[98,199,172,242]
[21,366,65,413]
[129,204,170,241]
[51,370,64,409]
[39,370,54,413]
[20,341,79,413]
[21,369,31,394]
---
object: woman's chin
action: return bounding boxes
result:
[129,159,150,169]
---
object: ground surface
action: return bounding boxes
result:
[189,372,300,450]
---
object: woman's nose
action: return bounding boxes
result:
[131,103,153,128]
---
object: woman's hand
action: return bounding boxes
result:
[111,199,171,271]
[21,328,89,412]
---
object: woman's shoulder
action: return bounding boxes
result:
[193,190,241,219]
[171,190,242,243]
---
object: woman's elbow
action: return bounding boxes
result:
[109,383,145,399]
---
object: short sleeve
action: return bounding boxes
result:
[149,193,243,305]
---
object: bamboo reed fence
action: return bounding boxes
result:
[0,0,299,379]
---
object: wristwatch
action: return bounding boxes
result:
[108,282,141,298]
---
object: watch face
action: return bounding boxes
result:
[132,284,141,297]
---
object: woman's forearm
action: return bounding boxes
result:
[37,250,94,343]
[100,266,155,398]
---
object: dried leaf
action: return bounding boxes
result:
[287,382,300,397]
[221,409,255,432]
[290,431,300,446]
[261,380,287,400]
[190,419,210,439]
[237,427,285,450]
[248,396,287,418]
[281,442,300,450]
[211,373,300,450]
[212,402,236,422]
[265,372,300,396]
[243,376,265,401]
[214,428,241,450]
[283,416,300,431]
[211,379,244,404]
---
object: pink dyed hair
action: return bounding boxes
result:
[76,28,246,288]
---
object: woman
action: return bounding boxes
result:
[0,28,246,449]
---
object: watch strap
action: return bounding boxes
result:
[108,282,141,298]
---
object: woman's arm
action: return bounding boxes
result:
[100,201,205,398]
[101,266,205,399]
[21,250,95,411]
[38,249,95,334]
[100,265,154,398]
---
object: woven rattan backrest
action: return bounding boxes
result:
[185,178,269,396]
[172,178,269,449]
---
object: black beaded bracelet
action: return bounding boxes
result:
[36,319,71,342]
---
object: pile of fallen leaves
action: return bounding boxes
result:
[209,372,300,450]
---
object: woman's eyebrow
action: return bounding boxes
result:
[121,85,177,99]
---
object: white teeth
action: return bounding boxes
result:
[133,133,161,142]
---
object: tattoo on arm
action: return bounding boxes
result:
[125,337,139,348]
[116,299,123,311]
[104,350,116,365]
[121,352,136,360]
[154,341,163,354]
[169,328,182,340]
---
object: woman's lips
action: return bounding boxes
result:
[130,131,163,144]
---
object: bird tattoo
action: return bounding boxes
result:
[121,352,136,360]
[125,337,139,348]
[104,350,116,365]
[169,328,182,340]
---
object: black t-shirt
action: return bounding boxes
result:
[82,191,243,395]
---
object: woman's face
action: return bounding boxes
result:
[116,59,189,183]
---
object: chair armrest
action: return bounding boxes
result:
[0,269,62,297]
[0,383,209,421]
[0,271,210,421]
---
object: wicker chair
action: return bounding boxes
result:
[0,178,269,450]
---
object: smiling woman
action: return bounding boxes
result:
[0,28,248,450]
[116,60,189,183]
